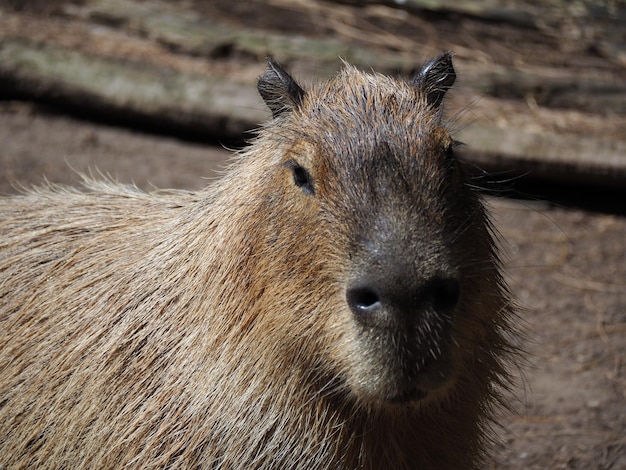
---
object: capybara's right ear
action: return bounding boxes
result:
[258,57,305,118]
[411,52,456,109]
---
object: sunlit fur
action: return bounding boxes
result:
[0,58,518,468]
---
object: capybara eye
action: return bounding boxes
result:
[286,160,315,195]
[445,144,454,159]
[445,144,455,163]
[442,142,459,176]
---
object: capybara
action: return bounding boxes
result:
[0,53,517,469]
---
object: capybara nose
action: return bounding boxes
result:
[346,276,460,325]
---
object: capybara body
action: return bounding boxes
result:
[0,54,516,469]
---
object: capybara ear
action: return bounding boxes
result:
[411,52,456,109]
[258,57,306,118]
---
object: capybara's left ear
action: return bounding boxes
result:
[258,57,306,118]
[411,52,456,109]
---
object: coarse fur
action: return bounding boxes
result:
[0,54,518,469]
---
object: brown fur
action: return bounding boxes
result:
[0,54,517,469]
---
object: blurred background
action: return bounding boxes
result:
[1,1,624,468]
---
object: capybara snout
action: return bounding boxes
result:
[0,53,518,469]
[342,238,462,404]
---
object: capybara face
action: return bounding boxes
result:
[258,54,493,406]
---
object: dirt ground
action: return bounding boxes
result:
[1,100,624,469]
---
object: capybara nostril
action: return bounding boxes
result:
[346,285,381,316]
[429,277,461,313]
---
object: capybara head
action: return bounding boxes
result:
[253,53,506,408]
